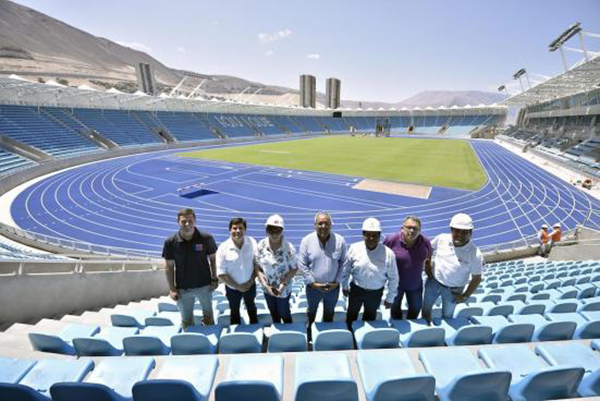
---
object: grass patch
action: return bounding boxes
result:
[179,136,487,190]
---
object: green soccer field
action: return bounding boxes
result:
[179,136,487,190]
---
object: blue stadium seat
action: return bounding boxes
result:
[435,318,492,346]
[73,326,138,356]
[8,359,94,400]
[0,357,37,383]
[267,322,307,352]
[50,357,155,401]
[123,326,180,355]
[352,320,399,350]
[545,312,600,339]
[357,349,435,401]
[536,342,600,397]
[311,322,354,351]
[170,325,222,355]
[508,314,576,341]
[219,324,263,354]
[478,345,583,401]
[132,356,219,401]
[419,347,511,401]
[111,310,156,328]
[28,323,100,355]
[215,355,283,401]
[470,316,534,344]
[390,319,445,348]
[294,353,358,401]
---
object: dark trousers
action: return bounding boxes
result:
[391,286,423,320]
[225,283,258,325]
[306,284,340,324]
[264,293,292,324]
[346,282,384,325]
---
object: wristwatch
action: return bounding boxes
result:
[211,278,218,283]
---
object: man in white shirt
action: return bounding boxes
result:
[422,213,483,322]
[216,217,258,325]
[342,218,399,326]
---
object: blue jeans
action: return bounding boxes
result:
[225,283,258,325]
[306,284,339,324]
[422,278,464,320]
[264,293,292,324]
[177,285,214,328]
[391,286,423,320]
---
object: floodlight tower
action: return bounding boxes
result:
[512,68,531,92]
[497,85,507,96]
[548,22,588,72]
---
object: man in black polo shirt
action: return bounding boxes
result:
[163,208,218,328]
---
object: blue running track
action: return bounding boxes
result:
[10,139,600,255]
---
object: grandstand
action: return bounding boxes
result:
[3,15,600,401]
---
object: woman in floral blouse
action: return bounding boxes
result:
[255,214,298,324]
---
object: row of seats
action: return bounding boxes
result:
[3,341,600,400]
[0,148,35,175]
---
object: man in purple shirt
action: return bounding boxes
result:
[383,216,432,319]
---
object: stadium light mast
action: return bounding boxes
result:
[497,85,507,96]
[548,22,586,72]
[513,68,531,92]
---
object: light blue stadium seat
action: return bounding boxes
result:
[478,344,583,401]
[10,359,94,400]
[435,318,492,346]
[391,319,445,348]
[357,349,435,401]
[146,311,190,327]
[452,304,483,318]
[579,297,600,312]
[581,310,600,322]
[267,322,307,352]
[509,301,545,315]
[536,342,600,397]
[28,323,100,355]
[312,322,354,351]
[470,315,534,344]
[352,320,399,350]
[219,323,263,354]
[290,307,308,323]
[508,314,575,341]
[0,357,37,383]
[132,356,219,401]
[215,354,283,401]
[111,310,156,328]
[294,353,358,401]
[73,326,138,356]
[123,326,180,355]
[0,383,49,401]
[576,284,597,299]
[170,325,222,354]
[419,347,511,401]
[50,357,155,401]
[157,302,179,312]
[545,312,600,339]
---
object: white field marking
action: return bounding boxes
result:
[259,150,291,154]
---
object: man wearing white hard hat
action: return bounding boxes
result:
[537,224,550,257]
[342,218,399,326]
[421,213,484,322]
[255,214,298,323]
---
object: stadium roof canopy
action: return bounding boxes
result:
[0,75,506,117]
[502,53,600,106]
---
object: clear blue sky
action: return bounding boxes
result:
[12,0,600,102]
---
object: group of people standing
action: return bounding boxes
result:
[537,223,562,258]
[163,208,485,331]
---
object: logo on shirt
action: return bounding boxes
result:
[195,244,204,252]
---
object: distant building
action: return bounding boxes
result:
[299,74,316,108]
[135,63,157,95]
[326,78,341,109]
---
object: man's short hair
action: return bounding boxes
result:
[177,208,196,220]
[404,215,421,228]
[229,217,247,230]
[314,211,332,224]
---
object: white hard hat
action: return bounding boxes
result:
[265,214,284,229]
[362,217,381,232]
[541,224,548,229]
[553,223,561,228]
[450,213,474,230]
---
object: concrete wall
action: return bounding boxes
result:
[0,267,168,324]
